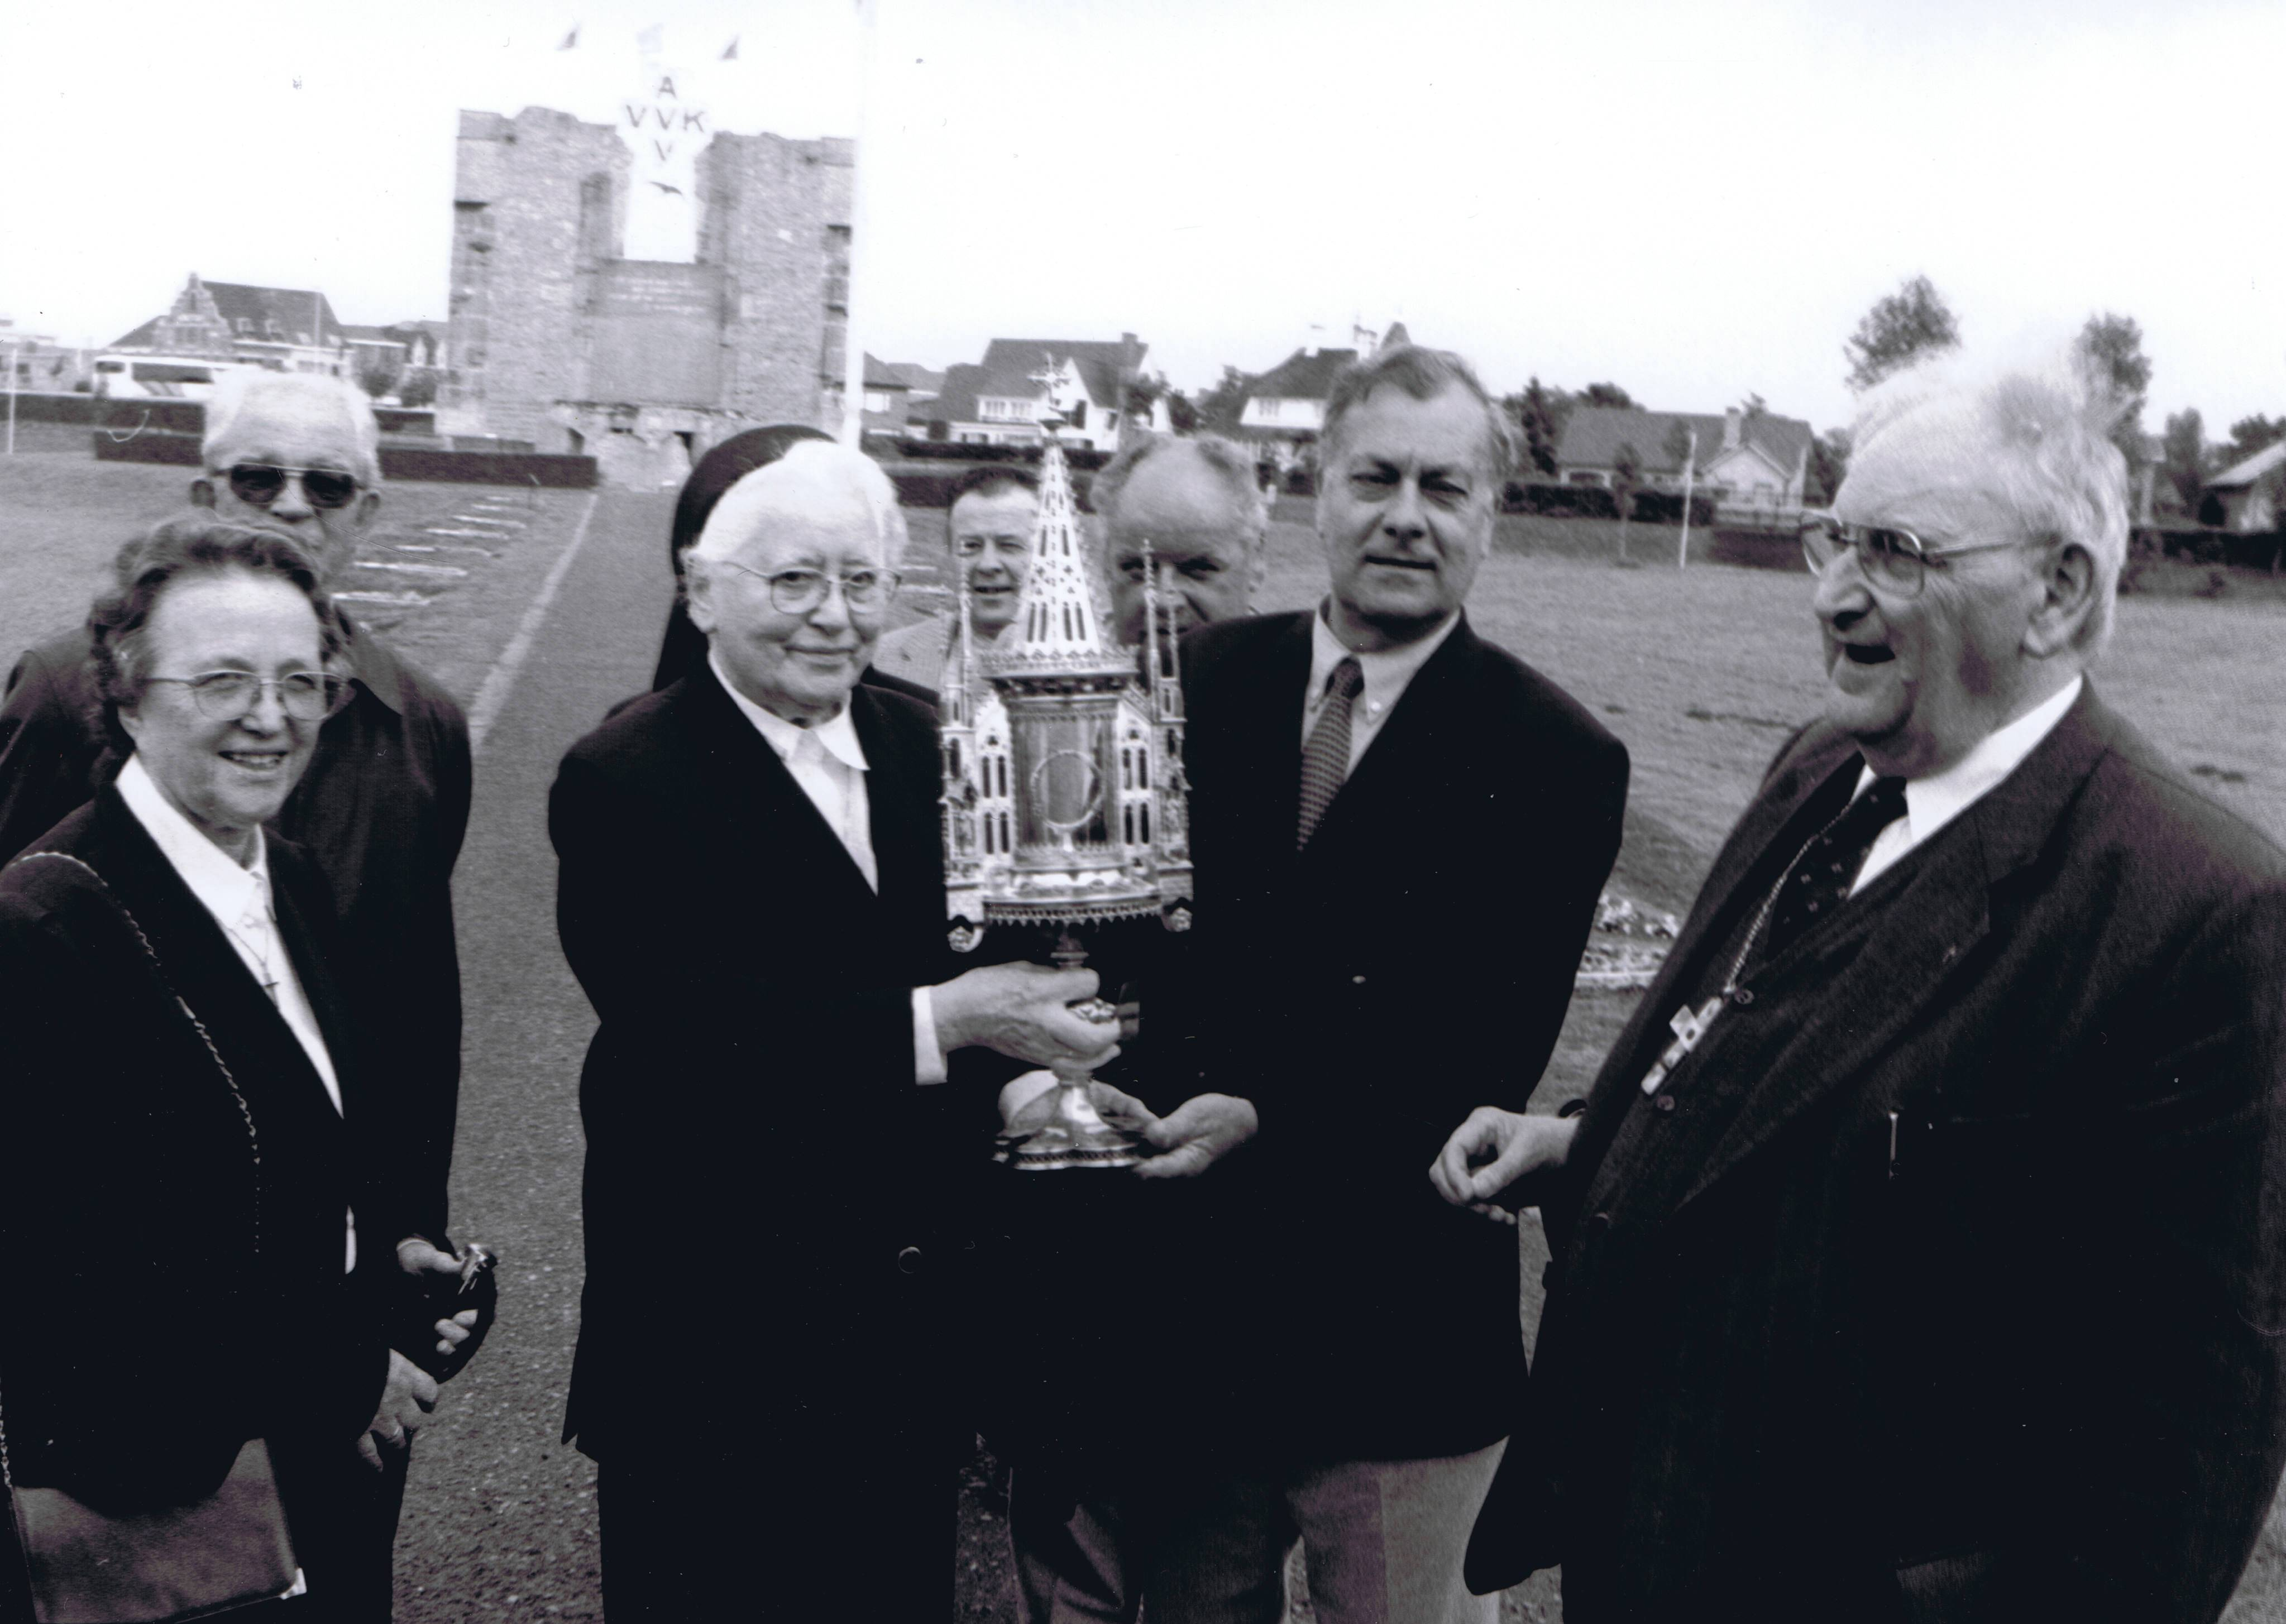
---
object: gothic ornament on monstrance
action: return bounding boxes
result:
[939,400,1193,1170]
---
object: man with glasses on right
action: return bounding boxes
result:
[1439,347,2286,1623]
[0,370,474,1615]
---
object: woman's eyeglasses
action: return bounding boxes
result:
[716,561,901,615]
[145,671,355,721]
[223,464,364,511]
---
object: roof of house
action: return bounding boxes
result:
[873,359,944,395]
[923,337,1148,424]
[338,324,402,344]
[1557,406,1813,479]
[2207,439,2286,490]
[112,278,347,352]
[1245,347,1359,404]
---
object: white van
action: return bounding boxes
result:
[90,354,259,400]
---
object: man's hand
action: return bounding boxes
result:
[934,962,1121,1071]
[397,1238,480,1359]
[357,1350,438,1472]
[1430,1108,1578,1213]
[1088,1082,1260,1179]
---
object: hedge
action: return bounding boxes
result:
[887,466,1097,511]
[17,395,434,438]
[874,436,1113,473]
[91,429,596,487]
[1495,482,1715,525]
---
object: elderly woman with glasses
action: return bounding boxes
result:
[0,518,466,1623]
[551,439,1120,1624]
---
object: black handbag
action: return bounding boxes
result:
[5,1443,299,1624]
[0,854,302,1622]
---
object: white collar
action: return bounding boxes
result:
[114,754,271,913]
[1307,602,1461,714]
[708,648,869,773]
[1857,674,2083,844]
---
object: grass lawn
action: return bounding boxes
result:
[0,444,594,707]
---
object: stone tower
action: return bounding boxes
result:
[444,106,853,481]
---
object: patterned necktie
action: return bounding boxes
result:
[1757,774,1909,964]
[1297,657,1364,849]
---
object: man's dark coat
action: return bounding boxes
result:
[1166,610,1629,1465]
[0,791,398,1597]
[1469,687,2286,1623]
[0,622,471,1242]
[551,668,1002,1586]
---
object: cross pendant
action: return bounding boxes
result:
[1640,994,1727,1095]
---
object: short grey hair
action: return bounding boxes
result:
[1845,344,2130,651]
[1321,344,1518,482]
[203,370,382,487]
[689,438,909,564]
[1091,433,1269,545]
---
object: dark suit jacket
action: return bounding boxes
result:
[551,664,999,1464]
[1469,687,2286,1623]
[0,620,471,1241]
[1166,610,1628,1465]
[0,792,396,1516]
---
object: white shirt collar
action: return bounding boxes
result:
[1857,674,2083,845]
[114,754,271,913]
[708,648,870,774]
[1307,602,1461,721]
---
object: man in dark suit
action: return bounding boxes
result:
[1441,348,2286,1622]
[549,439,1118,1622]
[1111,344,1628,1624]
[0,370,471,1256]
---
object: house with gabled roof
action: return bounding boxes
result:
[913,334,1164,451]
[2198,440,2286,534]
[1557,405,1814,518]
[856,354,944,435]
[1233,322,1410,466]
[109,274,355,377]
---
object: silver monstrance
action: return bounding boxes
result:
[940,415,1193,1170]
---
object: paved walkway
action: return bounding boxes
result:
[393,490,670,1623]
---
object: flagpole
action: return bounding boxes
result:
[838,0,878,447]
[1677,429,1696,569]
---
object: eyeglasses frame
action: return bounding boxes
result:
[1798,510,2031,597]
[712,558,902,615]
[219,463,366,512]
[143,670,356,722]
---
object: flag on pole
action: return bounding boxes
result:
[720,35,739,59]
[558,25,579,48]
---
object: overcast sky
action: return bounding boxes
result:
[3,0,2278,438]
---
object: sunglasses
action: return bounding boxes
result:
[223,463,363,511]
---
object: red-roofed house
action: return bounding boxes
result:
[913,335,1165,451]
[1557,405,1813,520]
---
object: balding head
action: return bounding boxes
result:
[1095,434,1269,644]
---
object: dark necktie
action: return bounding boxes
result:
[1756,774,1909,964]
[1297,656,1364,849]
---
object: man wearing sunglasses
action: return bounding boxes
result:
[1442,349,2286,1623]
[0,370,475,1615]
